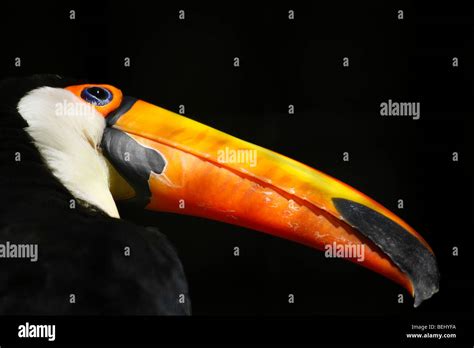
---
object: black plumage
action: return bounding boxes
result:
[0,75,190,315]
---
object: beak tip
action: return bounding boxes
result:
[332,198,440,307]
[413,270,440,307]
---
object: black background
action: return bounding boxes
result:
[0,0,472,344]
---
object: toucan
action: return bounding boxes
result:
[0,75,439,314]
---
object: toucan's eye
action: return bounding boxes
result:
[81,86,113,106]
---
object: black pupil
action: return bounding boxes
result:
[88,87,107,100]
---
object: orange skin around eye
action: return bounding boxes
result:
[65,84,123,117]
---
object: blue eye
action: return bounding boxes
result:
[81,87,113,106]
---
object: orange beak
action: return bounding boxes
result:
[66,84,439,307]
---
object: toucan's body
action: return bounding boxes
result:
[0,75,439,314]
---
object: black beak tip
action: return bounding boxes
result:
[332,198,440,307]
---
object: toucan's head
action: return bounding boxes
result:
[15,78,439,307]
